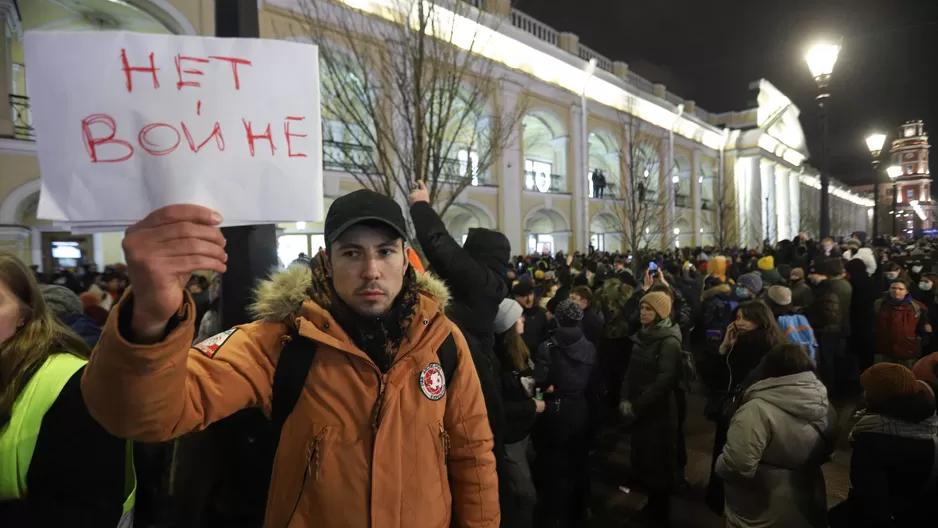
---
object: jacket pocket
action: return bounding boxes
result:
[283,426,329,527]
[427,421,452,513]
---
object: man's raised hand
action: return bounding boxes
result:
[122,205,227,342]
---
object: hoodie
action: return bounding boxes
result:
[716,372,832,528]
[535,326,597,397]
[709,256,728,284]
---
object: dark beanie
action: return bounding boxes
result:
[554,299,584,327]
[463,228,511,274]
[40,284,82,319]
[817,257,844,277]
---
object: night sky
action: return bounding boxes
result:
[514,0,938,186]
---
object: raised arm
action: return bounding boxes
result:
[409,184,504,300]
[80,205,278,442]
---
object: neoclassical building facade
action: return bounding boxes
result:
[0,0,872,269]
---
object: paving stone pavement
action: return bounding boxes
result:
[583,392,855,527]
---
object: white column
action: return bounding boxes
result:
[0,4,16,138]
[569,105,587,251]
[499,81,523,253]
[776,168,790,241]
[789,171,801,237]
[30,228,42,271]
[746,157,763,248]
[691,149,702,246]
[93,233,105,269]
[762,162,776,243]
[664,136,675,248]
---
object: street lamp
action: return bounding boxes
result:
[887,165,902,235]
[805,42,841,238]
[865,132,887,238]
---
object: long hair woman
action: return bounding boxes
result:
[707,300,785,515]
[493,298,543,528]
[0,253,134,526]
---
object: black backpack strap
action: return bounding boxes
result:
[438,333,458,387]
[271,334,318,441]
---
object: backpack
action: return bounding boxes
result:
[271,331,459,440]
[777,314,819,361]
[704,298,738,345]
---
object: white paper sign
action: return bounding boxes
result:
[24,31,323,228]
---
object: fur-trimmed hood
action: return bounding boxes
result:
[250,262,451,323]
[702,283,733,300]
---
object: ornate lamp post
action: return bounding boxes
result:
[865,133,886,238]
[805,42,841,238]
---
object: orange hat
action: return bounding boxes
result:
[407,247,425,274]
[79,291,101,310]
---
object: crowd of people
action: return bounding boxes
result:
[2,184,938,527]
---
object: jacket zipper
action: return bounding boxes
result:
[438,421,451,463]
[284,427,329,528]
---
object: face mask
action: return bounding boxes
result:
[886,272,899,280]
[920,282,933,292]
[809,278,822,286]
[735,287,750,298]
[913,266,923,274]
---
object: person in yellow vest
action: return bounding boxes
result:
[0,252,135,526]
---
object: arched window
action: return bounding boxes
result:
[635,143,661,201]
[672,155,691,208]
[319,52,377,173]
[523,110,567,193]
[588,130,620,199]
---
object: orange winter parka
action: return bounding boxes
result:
[81,265,499,528]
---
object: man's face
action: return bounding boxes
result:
[106,278,119,292]
[515,293,535,309]
[327,225,408,318]
[569,293,588,310]
[890,282,909,300]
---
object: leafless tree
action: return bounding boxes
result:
[289,0,525,216]
[609,104,675,256]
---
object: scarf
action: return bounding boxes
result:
[309,252,420,372]
[850,412,938,441]
[886,293,913,308]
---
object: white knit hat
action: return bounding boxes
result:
[494,299,524,334]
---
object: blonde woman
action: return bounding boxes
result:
[0,253,134,526]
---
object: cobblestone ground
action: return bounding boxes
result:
[585,392,855,527]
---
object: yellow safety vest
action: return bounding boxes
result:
[0,353,135,514]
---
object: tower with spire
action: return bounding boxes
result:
[889,120,932,233]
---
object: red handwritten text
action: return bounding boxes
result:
[119,51,252,92]
[80,116,305,161]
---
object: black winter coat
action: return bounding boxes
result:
[409,201,508,477]
[521,306,551,356]
[840,393,938,527]
[494,339,538,445]
[0,367,126,526]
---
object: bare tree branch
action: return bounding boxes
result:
[289,0,526,219]
[609,100,675,262]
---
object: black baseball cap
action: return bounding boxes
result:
[325,189,408,246]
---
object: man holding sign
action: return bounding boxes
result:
[81,191,500,527]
